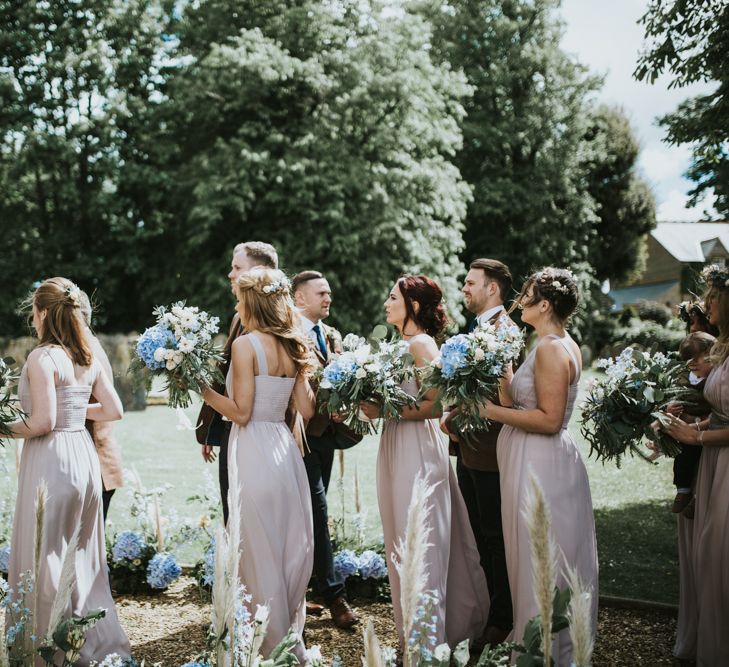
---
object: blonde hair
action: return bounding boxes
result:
[706,286,729,364]
[32,277,93,366]
[236,268,313,375]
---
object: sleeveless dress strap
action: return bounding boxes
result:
[556,336,581,384]
[247,333,269,376]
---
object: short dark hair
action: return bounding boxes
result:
[469,258,512,301]
[291,270,325,295]
[679,331,716,360]
[234,241,278,269]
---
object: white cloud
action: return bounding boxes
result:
[657,189,716,222]
[639,144,692,183]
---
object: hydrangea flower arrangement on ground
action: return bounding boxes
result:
[130,302,223,408]
[333,548,389,600]
[419,317,524,447]
[579,347,691,465]
[317,326,418,435]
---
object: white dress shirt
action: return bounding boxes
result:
[476,304,505,327]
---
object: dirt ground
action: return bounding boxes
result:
[114,577,685,666]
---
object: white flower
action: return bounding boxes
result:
[163,312,179,327]
[178,336,196,354]
[353,344,371,364]
[355,367,367,379]
[163,349,176,361]
[433,644,451,662]
[165,358,178,371]
[172,351,183,364]
[153,347,166,363]
[254,604,269,623]
[305,645,323,665]
[171,305,185,318]
[486,339,497,352]
[474,348,485,361]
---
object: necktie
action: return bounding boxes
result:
[312,324,328,361]
[467,317,479,333]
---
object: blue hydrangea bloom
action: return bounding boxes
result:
[357,550,387,580]
[112,531,145,562]
[322,356,358,387]
[202,540,215,587]
[333,549,360,579]
[180,663,212,667]
[136,325,176,370]
[439,334,471,379]
[0,545,10,573]
[146,553,181,589]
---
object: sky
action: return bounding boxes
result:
[560,0,718,222]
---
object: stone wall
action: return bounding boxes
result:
[0,334,147,411]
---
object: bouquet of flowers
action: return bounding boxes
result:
[579,347,691,465]
[317,326,417,435]
[0,357,24,443]
[130,302,224,408]
[419,319,524,446]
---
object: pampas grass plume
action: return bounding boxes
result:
[31,479,48,647]
[46,526,81,639]
[565,564,594,667]
[523,470,558,667]
[393,475,434,667]
[361,619,385,667]
[152,494,165,553]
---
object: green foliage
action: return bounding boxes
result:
[612,317,685,353]
[581,106,656,283]
[635,0,729,217]
[636,300,673,325]
[422,0,601,286]
[0,357,24,442]
[38,610,106,667]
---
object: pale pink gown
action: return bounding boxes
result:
[690,356,729,666]
[226,333,314,660]
[497,335,598,666]
[8,347,131,665]
[376,334,489,649]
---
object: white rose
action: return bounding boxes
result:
[355,367,367,379]
[165,358,178,371]
[153,347,166,362]
[474,348,485,361]
[172,351,184,364]
[486,340,497,352]
[353,344,371,364]
[164,349,175,360]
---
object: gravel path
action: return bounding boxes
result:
[115,577,686,666]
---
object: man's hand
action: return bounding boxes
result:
[359,400,381,420]
[331,410,346,424]
[201,444,216,463]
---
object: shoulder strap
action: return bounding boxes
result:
[556,337,581,384]
[247,332,268,376]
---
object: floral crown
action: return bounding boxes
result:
[700,264,729,290]
[677,300,706,323]
[64,283,82,307]
[261,279,288,295]
[533,267,574,295]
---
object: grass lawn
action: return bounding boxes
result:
[1,369,681,604]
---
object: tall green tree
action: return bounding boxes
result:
[582,105,656,284]
[635,0,729,217]
[421,0,601,287]
[159,0,472,333]
[0,0,171,334]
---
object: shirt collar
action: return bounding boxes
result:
[477,304,505,326]
[298,313,322,334]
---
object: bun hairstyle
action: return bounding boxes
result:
[32,277,93,366]
[517,267,579,323]
[236,267,314,374]
[397,275,448,339]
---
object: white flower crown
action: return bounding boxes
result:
[262,280,287,295]
[65,284,82,306]
[534,268,574,294]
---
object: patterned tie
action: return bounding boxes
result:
[312,324,328,361]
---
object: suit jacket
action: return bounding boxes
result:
[453,309,519,473]
[85,334,124,490]
[305,321,363,447]
[195,314,305,453]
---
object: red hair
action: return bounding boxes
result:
[397,275,448,338]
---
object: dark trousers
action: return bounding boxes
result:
[456,455,513,632]
[219,429,231,525]
[304,433,345,604]
[673,443,702,489]
[102,486,115,523]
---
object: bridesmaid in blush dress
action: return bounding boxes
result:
[361,275,489,651]
[665,267,729,667]
[7,278,131,666]
[202,268,316,662]
[480,268,598,666]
